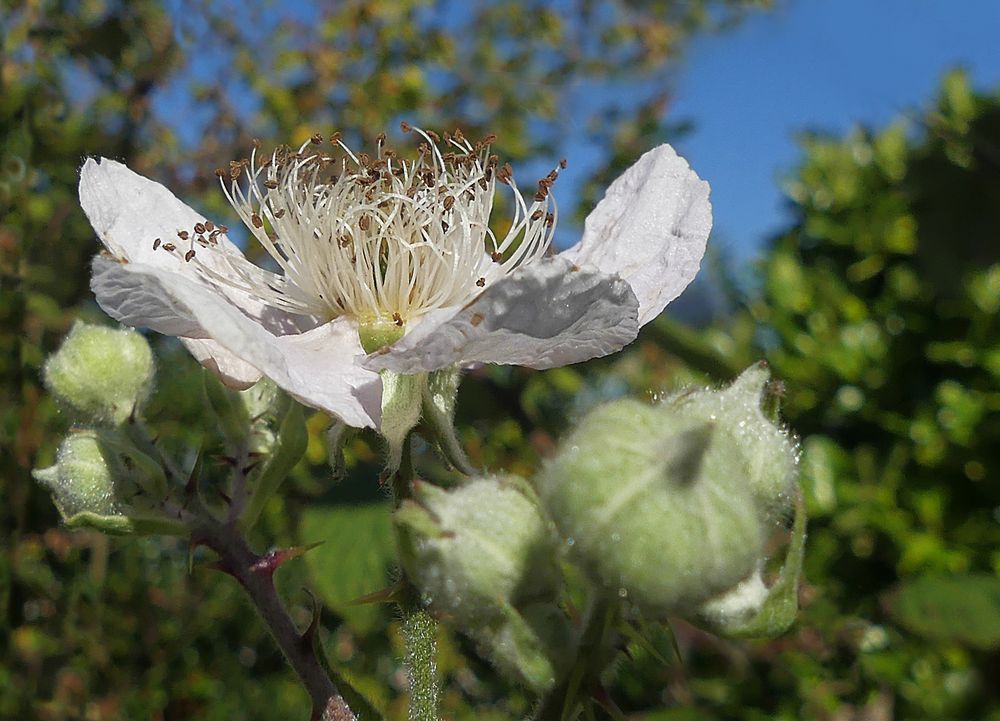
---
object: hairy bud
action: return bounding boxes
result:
[44,322,155,425]
[395,476,568,689]
[537,364,800,616]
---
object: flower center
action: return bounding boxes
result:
[157,125,562,330]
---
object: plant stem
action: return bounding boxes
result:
[392,434,441,721]
[197,520,356,721]
[400,599,441,721]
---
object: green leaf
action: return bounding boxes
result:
[889,574,1000,651]
[299,502,395,634]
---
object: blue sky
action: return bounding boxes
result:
[668,0,1000,262]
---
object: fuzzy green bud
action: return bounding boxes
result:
[44,322,155,425]
[396,476,561,621]
[396,476,568,690]
[33,431,123,519]
[33,431,186,536]
[537,364,799,616]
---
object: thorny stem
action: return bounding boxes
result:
[196,520,356,721]
[392,434,441,721]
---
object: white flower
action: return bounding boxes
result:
[81,127,710,429]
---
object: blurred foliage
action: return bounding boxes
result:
[4,0,999,719]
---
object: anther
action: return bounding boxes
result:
[491,251,503,262]
[263,179,278,189]
[251,214,263,228]
[476,277,486,287]
[194,222,206,234]
[163,243,176,252]
[177,230,190,240]
[400,121,412,133]
[152,238,161,250]
[310,133,323,145]
[184,249,196,262]
[392,312,403,327]
[204,220,214,231]
[531,209,543,221]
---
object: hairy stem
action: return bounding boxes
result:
[392,434,441,721]
[401,601,441,721]
[197,521,356,721]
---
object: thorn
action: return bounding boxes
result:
[350,579,405,606]
[250,542,324,576]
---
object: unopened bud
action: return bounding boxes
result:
[395,476,561,625]
[33,431,122,519]
[537,364,799,616]
[33,431,186,536]
[44,322,155,425]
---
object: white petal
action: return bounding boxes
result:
[562,144,711,326]
[80,157,314,384]
[364,257,639,373]
[79,157,299,324]
[92,256,381,428]
[181,338,262,390]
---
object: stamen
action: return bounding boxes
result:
[176,126,560,325]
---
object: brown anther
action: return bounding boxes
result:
[453,128,464,142]
[400,121,412,133]
[423,172,436,188]
[194,222,206,234]
[219,225,229,233]
[163,243,176,252]
[375,132,386,144]
[531,209,544,221]
[534,190,547,202]
[329,131,342,144]
[267,230,278,241]
[491,251,503,262]
[274,208,286,218]
[392,312,404,327]
[177,230,190,240]
[251,214,263,228]
[441,220,450,231]
[214,168,226,178]
[443,195,455,210]
[263,179,278,189]
[152,238,161,250]
[476,277,486,287]
[470,313,484,327]
[478,177,489,190]
[310,133,323,145]
[545,212,555,227]
[251,138,262,149]
[497,162,513,185]
[337,235,352,247]
[358,215,371,231]
[196,234,207,246]
[184,249,196,262]
[204,220,215,231]
[559,158,568,169]
[426,130,440,142]
[480,133,497,145]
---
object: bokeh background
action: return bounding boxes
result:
[2,1,999,719]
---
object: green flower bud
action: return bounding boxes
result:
[33,430,186,536]
[44,322,155,425]
[396,476,562,624]
[33,431,123,520]
[538,365,799,617]
[396,476,569,691]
